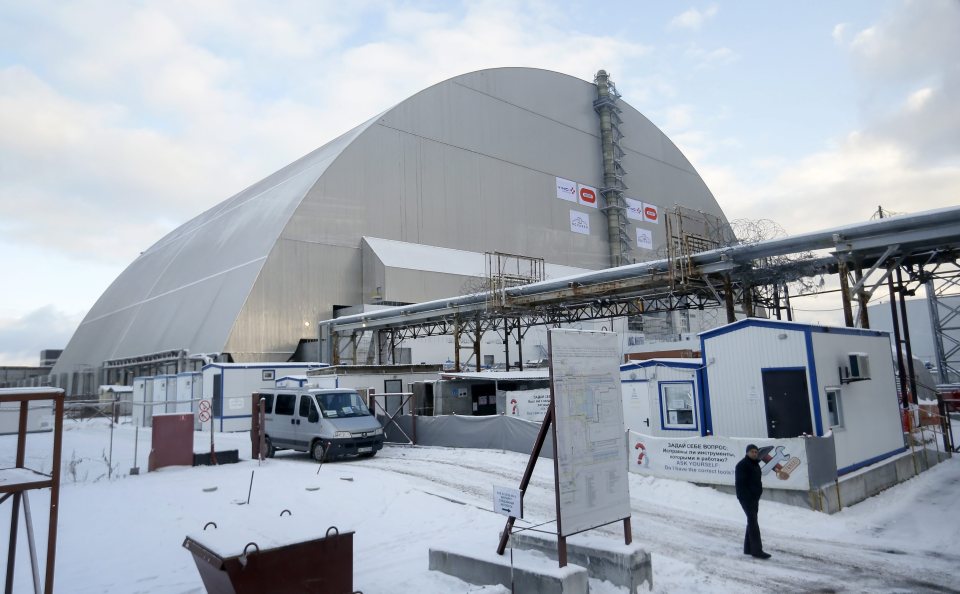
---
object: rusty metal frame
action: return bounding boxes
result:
[1,388,64,594]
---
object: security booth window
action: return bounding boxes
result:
[661,382,696,429]
[826,387,844,427]
[274,394,295,416]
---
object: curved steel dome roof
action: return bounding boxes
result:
[54,67,726,374]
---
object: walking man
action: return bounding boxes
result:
[735,444,771,559]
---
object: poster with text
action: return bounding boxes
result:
[627,431,811,491]
[505,389,550,422]
[569,210,591,235]
[625,197,644,221]
[550,329,631,536]
[556,177,577,202]
[577,184,599,208]
[636,228,654,250]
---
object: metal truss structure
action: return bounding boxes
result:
[320,207,960,390]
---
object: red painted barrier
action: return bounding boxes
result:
[149,413,195,471]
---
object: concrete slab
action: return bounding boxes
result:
[506,531,653,592]
[428,546,589,594]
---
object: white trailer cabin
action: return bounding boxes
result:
[620,359,703,437]
[700,319,905,474]
[154,374,177,414]
[202,363,327,431]
[132,376,156,427]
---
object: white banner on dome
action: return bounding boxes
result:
[556,177,577,202]
[642,203,660,224]
[625,197,644,221]
[569,210,591,235]
[636,228,653,250]
[577,184,599,208]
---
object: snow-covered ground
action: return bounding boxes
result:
[2,419,959,593]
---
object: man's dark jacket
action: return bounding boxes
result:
[735,456,762,503]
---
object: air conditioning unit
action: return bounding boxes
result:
[841,352,870,383]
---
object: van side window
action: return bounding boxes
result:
[259,394,274,414]
[275,394,295,415]
[299,395,311,417]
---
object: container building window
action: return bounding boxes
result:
[826,387,844,428]
[661,382,696,429]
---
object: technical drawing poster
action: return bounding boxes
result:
[548,328,631,536]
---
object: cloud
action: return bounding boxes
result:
[668,5,719,31]
[685,44,738,68]
[0,1,651,266]
[0,306,83,367]
[832,23,847,44]
[696,0,960,234]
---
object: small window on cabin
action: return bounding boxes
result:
[662,383,696,429]
[826,387,843,428]
[275,394,295,416]
[260,394,274,414]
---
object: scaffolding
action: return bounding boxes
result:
[594,70,633,267]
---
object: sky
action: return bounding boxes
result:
[0,0,958,365]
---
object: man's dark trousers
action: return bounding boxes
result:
[740,500,762,555]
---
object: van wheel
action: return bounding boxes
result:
[312,441,328,462]
[264,437,276,458]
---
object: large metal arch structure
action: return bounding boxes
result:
[51,67,727,392]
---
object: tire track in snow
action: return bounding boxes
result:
[356,450,960,593]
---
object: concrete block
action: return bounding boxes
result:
[428,546,588,594]
[506,531,653,592]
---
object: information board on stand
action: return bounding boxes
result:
[548,329,632,538]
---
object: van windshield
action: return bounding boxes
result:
[314,392,371,419]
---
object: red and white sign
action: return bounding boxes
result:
[643,203,659,224]
[577,184,599,208]
[555,177,577,202]
[625,197,644,221]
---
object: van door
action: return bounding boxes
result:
[271,393,298,448]
[297,394,321,449]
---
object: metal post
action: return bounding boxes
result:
[474,323,482,372]
[22,493,41,594]
[131,423,140,475]
[516,320,524,371]
[773,285,782,320]
[926,278,949,385]
[496,405,554,556]
[46,394,64,594]
[887,270,909,409]
[838,258,854,327]
[897,268,919,405]
[5,493,21,594]
[453,320,461,371]
[503,318,510,372]
[855,261,870,328]
[743,285,755,318]
[108,400,115,480]
[209,409,217,465]
[723,275,736,323]
[784,284,794,321]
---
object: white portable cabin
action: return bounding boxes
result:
[700,319,905,474]
[176,371,202,429]
[154,374,178,414]
[132,376,156,427]
[202,363,327,431]
[275,375,338,389]
[620,359,704,437]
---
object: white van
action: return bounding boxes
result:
[258,389,384,461]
